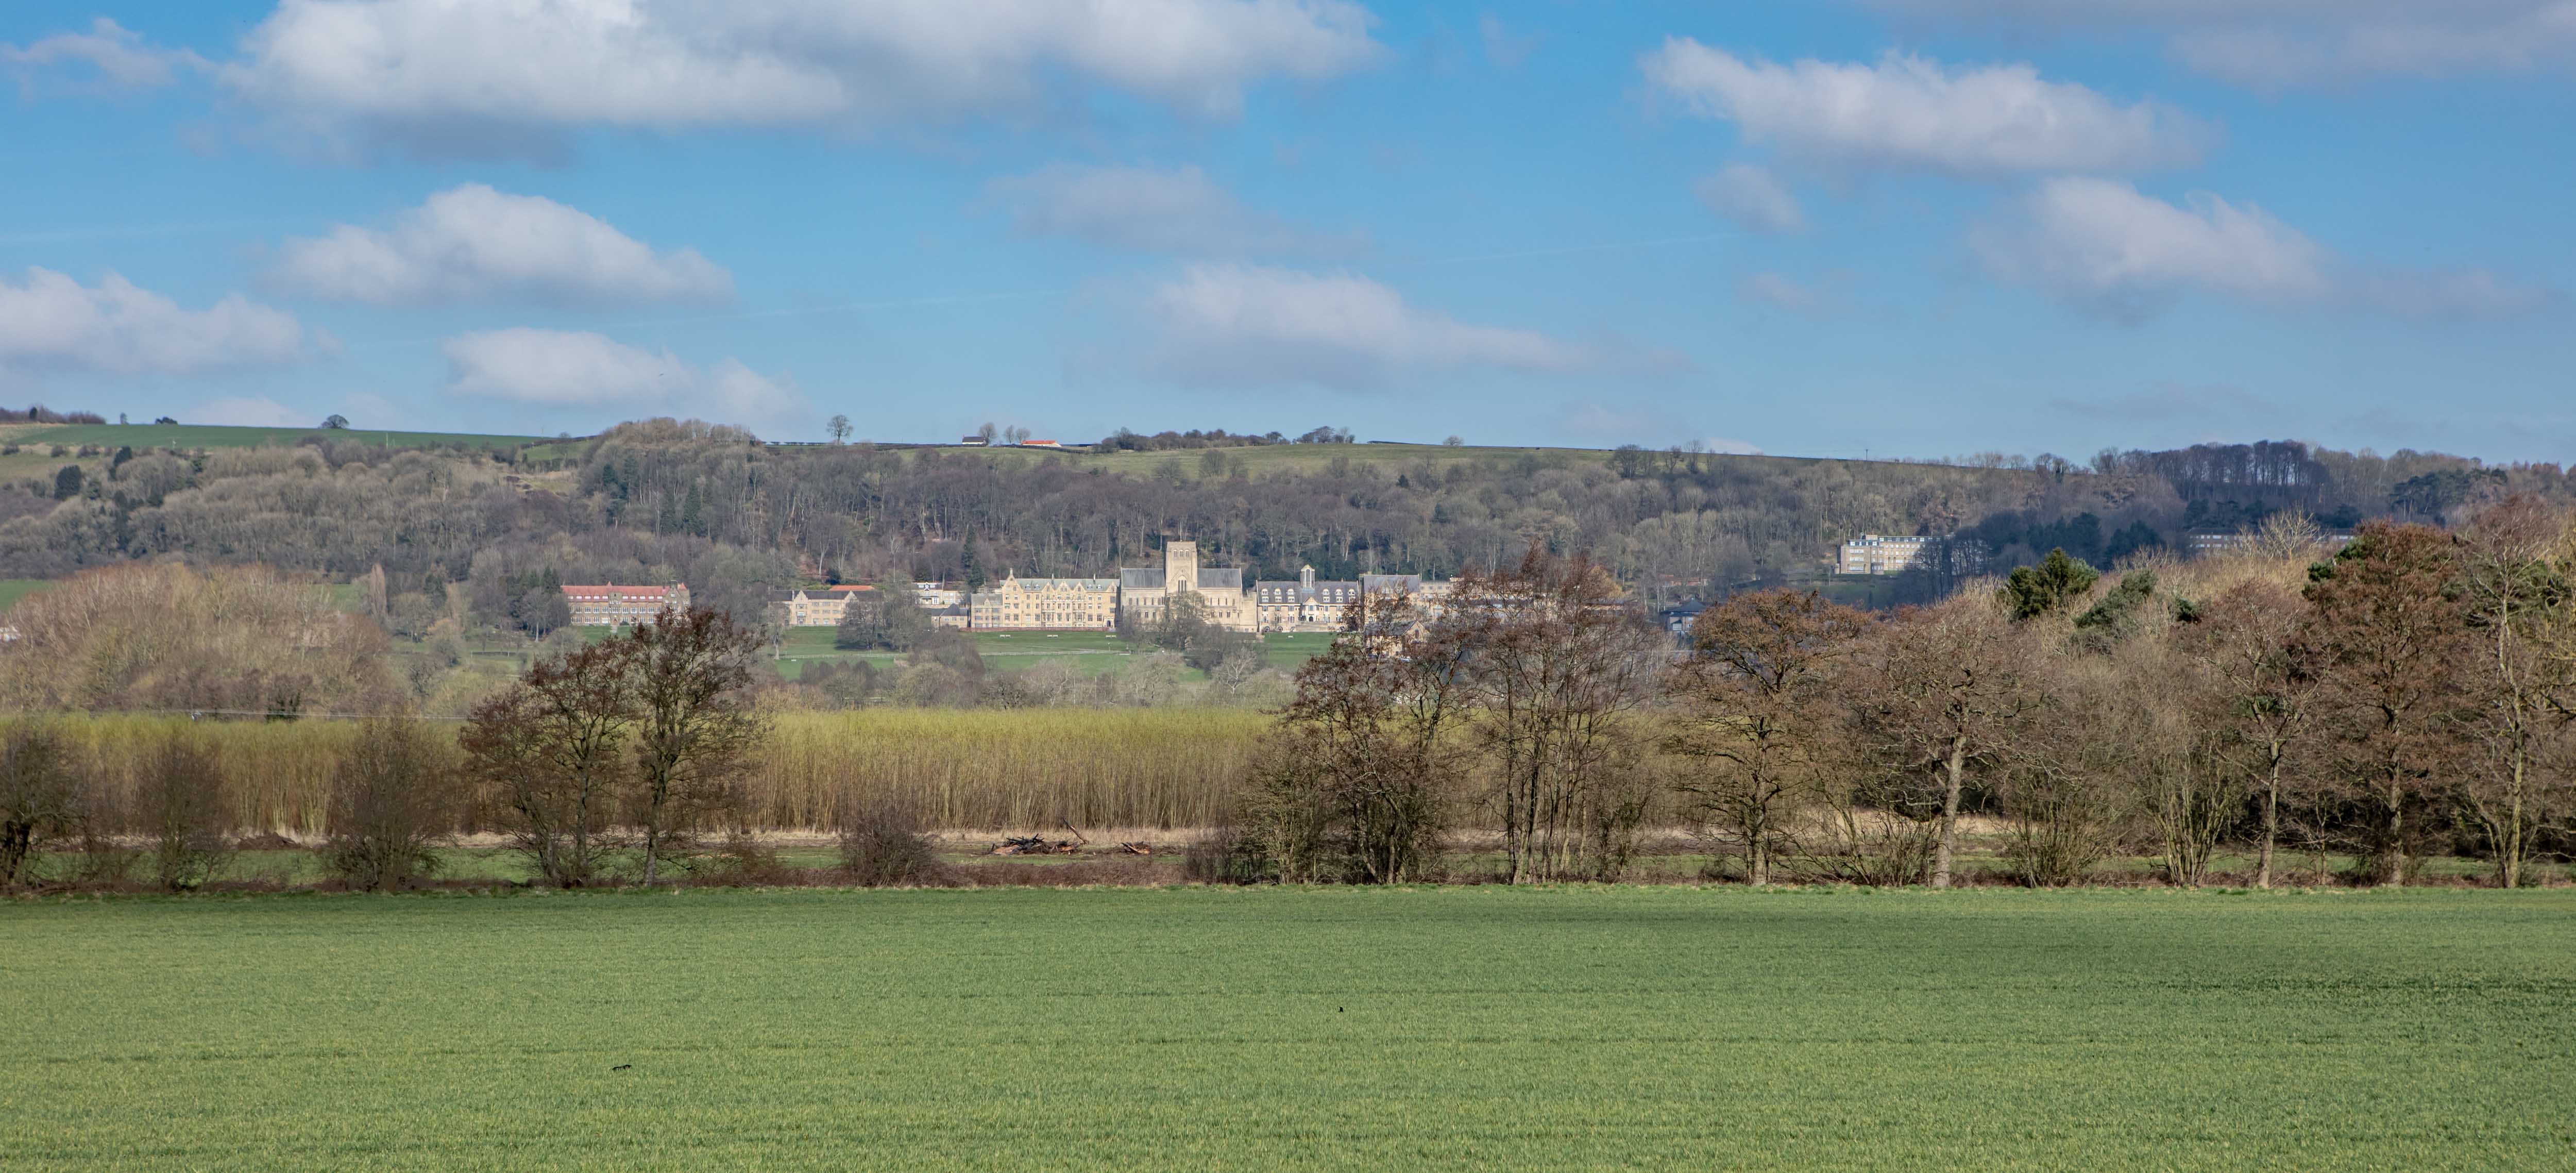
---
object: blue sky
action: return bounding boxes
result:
[3,1,2570,461]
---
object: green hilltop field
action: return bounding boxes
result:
[5,886,2570,1172]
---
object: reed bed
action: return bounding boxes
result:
[26,708,1270,834]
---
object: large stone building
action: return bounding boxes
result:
[1254,565,1360,631]
[773,584,878,627]
[969,576,1120,630]
[562,583,690,627]
[1118,540,1259,632]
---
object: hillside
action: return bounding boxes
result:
[0,418,2558,644]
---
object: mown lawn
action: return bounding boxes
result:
[4,887,2570,1171]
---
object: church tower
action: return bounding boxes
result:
[1165,540,1199,595]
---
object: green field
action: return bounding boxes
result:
[0,578,52,611]
[4,887,2569,1171]
[4,422,549,451]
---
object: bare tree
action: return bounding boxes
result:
[323,716,456,892]
[461,642,637,887]
[826,414,853,444]
[1846,593,2041,888]
[1252,591,1469,883]
[141,735,233,892]
[0,723,83,889]
[623,607,770,885]
[2184,580,2315,887]
[1451,547,1665,883]
[1665,590,1871,884]
[2299,522,2473,886]
[2454,496,2573,887]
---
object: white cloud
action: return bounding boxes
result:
[221,0,1383,155]
[1143,264,1599,389]
[985,164,1361,257]
[2,18,204,92]
[1694,164,1805,234]
[0,269,314,379]
[268,184,732,306]
[1865,1,2576,88]
[1973,177,2554,321]
[191,396,311,427]
[443,328,805,429]
[1640,40,2211,176]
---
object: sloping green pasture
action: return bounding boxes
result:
[4,887,2569,1171]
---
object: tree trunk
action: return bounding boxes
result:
[1933,739,1965,889]
[2382,780,2405,889]
[2256,766,2279,890]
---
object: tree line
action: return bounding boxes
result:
[1251,504,2576,887]
[0,607,770,892]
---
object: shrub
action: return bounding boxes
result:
[322,717,454,892]
[1182,826,1272,885]
[836,796,950,886]
[140,736,233,892]
[685,829,799,886]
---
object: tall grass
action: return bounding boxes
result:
[26,709,1269,833]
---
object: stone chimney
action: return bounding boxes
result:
[1300,563,1315,592]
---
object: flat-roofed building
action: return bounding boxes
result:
[562,583,690,627]
[1837,534,1937,575]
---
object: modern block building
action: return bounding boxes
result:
[1836,534,1939,575]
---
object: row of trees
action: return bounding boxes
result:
[0,606,772,893]
[1259,504,2576,887]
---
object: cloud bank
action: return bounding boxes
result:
[443,327,804,429]
[268,184,733,306]
[0,269,314,379]
[1866,1,2576,88]
[1641,40,2211,175]
[1974,177,2554,321]
[220,0,1383,155]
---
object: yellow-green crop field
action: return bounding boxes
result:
[4,887,2571,1171]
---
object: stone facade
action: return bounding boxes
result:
[970,577,1120,630]
[1254,564,1360,631]
[1118,540,1259,633]
[562,583,691,627]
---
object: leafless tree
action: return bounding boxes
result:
[323,716,456,892]
[2453,496,2573,886]
[1252,591,1470,882]
[461,642,637,887]
[624,606,770,884]
[0,723,83,888]
[1665,590,1872,884]
[1845,593,2042,888]
[1451,547,1665,883]
[2298,522,2474,886]
[141,735,233,892]
[2183,580,2316,887]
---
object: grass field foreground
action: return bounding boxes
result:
[4,887,2571,1172]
